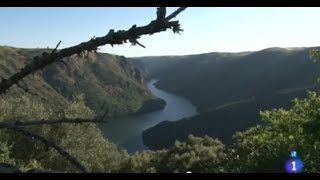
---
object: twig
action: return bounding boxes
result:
[0,7,187,95]
[134,40,146,48]
[51,41,62,54]
[0,122,90,173]
[165,7,187,21]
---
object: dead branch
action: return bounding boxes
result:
[0,122,89,173]
[165,7,187,21]
[156,7,166,22]
[133,40,146,48]
[0,7,187,95]
[51,40,62,54]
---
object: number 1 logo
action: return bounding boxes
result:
[285,159,303,173]
[291,161,296,171]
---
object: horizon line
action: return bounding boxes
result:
[1,44,319,58]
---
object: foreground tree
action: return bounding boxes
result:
[203,91,320,173]
[117,135,225,173]
[158,135,225,173]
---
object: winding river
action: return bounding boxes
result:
[100,79,197,153]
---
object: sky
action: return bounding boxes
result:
[1,7,320,57]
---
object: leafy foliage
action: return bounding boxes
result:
[4,91,320,173]
[310,49,320,64]
[158,135,224,173]
[118,135,224,173]
[141,47,320,149]
[0,142,15,165]
[206,91,320,173]
[117,150,166,173]
[0,95,128,172]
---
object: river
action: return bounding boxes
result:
[100,79,197,153]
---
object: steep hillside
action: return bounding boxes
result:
[0,45,161,117]
[132,56,189,80]
[143,87,320,149]
[149,47,320,111]
[136,47,320,149]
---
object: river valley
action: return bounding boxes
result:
[100,79,198,153]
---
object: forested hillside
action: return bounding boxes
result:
[137,47,320,149]
[0,45,161,117]
[136,47,320,111]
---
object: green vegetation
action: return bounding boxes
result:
[143,91,320,150]
[210,91,320,172]
[0,46,167,172]
[0,94,225,173]
[137,47,320,111]
[2,44,320,172]
[139,47,320,149]
[2,90,320,172]
[157,135,224,173]
[0,95,128,172]
[0,45,161,118]
[117,135,224,173]
[0,142,15,165]
[145,91,320,173]
[134,98,166,115]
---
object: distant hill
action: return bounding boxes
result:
[135,46,320,112]
[0,45,162,117]
[132,56,186,81]
[135,46,320,149]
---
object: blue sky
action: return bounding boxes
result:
[1,7,320,57]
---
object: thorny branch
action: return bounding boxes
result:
[0,7,187,95]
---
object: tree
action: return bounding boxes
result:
[158,135,225,173]
[0,7,187,173]
[207,91,320,173]
[310,49,320,64]
[117,135,225,173]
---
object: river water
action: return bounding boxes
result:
[100,79,197,153]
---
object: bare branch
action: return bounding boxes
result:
[133,40,146,48]
[165,7,187,21]
[0,122,89,173]
[0,7,187,94]
[11,118,106,126]
[51,40,62,54]
[156,7,166,22]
